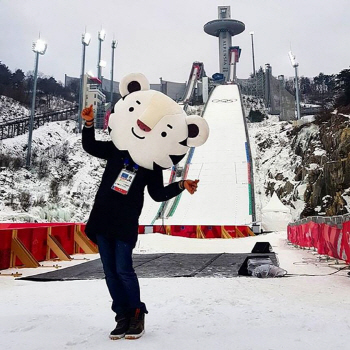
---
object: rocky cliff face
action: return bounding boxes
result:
[248,102,350,221]
[288,112,350,217]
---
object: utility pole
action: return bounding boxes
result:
[110,39,117,104]
[26,38,47,168]
[288,51,301,120]
[78,32,91,133]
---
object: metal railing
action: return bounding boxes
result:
[0,106,78,140]
[289,213,350,228]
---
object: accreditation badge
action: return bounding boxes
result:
[111,169,136,195]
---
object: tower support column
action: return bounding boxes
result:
[219,31,232,80]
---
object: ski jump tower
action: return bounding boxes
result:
[204,6,245,81]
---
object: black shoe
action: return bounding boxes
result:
[125,308,145,340]
[109,314,130,340]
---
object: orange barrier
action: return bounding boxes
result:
[0,223,254,270]
[0,223,96,270]
[288,220,350,263]
[152,225,254,239]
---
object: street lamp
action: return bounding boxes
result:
[278,75,284,120]
[78,32,91,133]
[288,51,301,120]
[97,29,106,80]
[110,39,117,104]
[249,31,256,77]
[26,38,47,168]
[249,31,259,97]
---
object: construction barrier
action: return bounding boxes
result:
[0,223,254,270]
[288,218,350,263]
[0,223,98,270]
[152,225,254,239]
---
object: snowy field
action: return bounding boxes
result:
[1,232,350,350]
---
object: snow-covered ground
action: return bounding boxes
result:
[0,96,75,124]
[1,232,349,350]
[0,120,107,223]
[0,96,29,123]
[1,94,350,349]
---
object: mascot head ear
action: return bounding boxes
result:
[119,73,150,98]
[185,115,209,147]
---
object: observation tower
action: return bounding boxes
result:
[204,6,245,81]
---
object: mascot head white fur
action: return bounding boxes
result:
[108,73,209,170]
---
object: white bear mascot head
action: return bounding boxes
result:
[108,73,209,170]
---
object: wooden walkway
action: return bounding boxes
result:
[0,106,78,140]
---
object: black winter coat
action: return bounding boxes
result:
[82,126,184,247]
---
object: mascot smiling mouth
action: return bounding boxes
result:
[131,127,145,139]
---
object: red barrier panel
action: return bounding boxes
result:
[50,225,76,256]
[0,230,13,270]
[309,222,321,249]
[170,226,197,238]
[321,224,342,259]
[287,225,295,243]
[16,228,36,266]
[202,226,221,239]
[31,227,48,262]
[341,221,350,263]
[0,223,73,230]
[288,220,350,263]
[0,222,257,270]
[225,226,238,238]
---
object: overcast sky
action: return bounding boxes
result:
[1,0,349,85]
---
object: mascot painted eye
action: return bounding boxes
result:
[108,73,209,170]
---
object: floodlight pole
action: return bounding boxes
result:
[110,40,117,104]
[78,34,89,133]
[294,65,301,120]
[26,51,40,168]
[288,51,301,120]
[97,30,105,81]
[97,40,102,80]
[250,32,256,77]
[26,39,47,168]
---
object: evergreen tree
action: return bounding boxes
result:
[0,62,12,96]
[0,61,11,85]
[334,68,350,107]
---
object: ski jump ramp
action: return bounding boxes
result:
[140,84,254,227]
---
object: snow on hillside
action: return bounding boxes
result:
[0,96,30,123]
[0,120,108,222]
[0,93,306,223]
[0,95,75,125]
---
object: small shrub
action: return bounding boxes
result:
[50,178,60,200]
[38,157,49,179]
[18,191,31,211]
[248,109,266,122]
[33,195,46,207]
[0,153,11,167]
[11,157,24,170]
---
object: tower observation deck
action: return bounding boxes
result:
[204,6,245,81]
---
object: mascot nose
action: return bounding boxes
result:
[137,119,151,132]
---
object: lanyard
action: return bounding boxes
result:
[123,158,139,173]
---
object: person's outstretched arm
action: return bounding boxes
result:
[81,105,114,160]
[148,168,199,202]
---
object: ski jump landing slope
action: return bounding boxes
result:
[141,84,253,226]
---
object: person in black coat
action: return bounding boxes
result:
[81,102,201,340]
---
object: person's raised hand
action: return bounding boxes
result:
[81,104,94,126]
[184,179,199,195]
